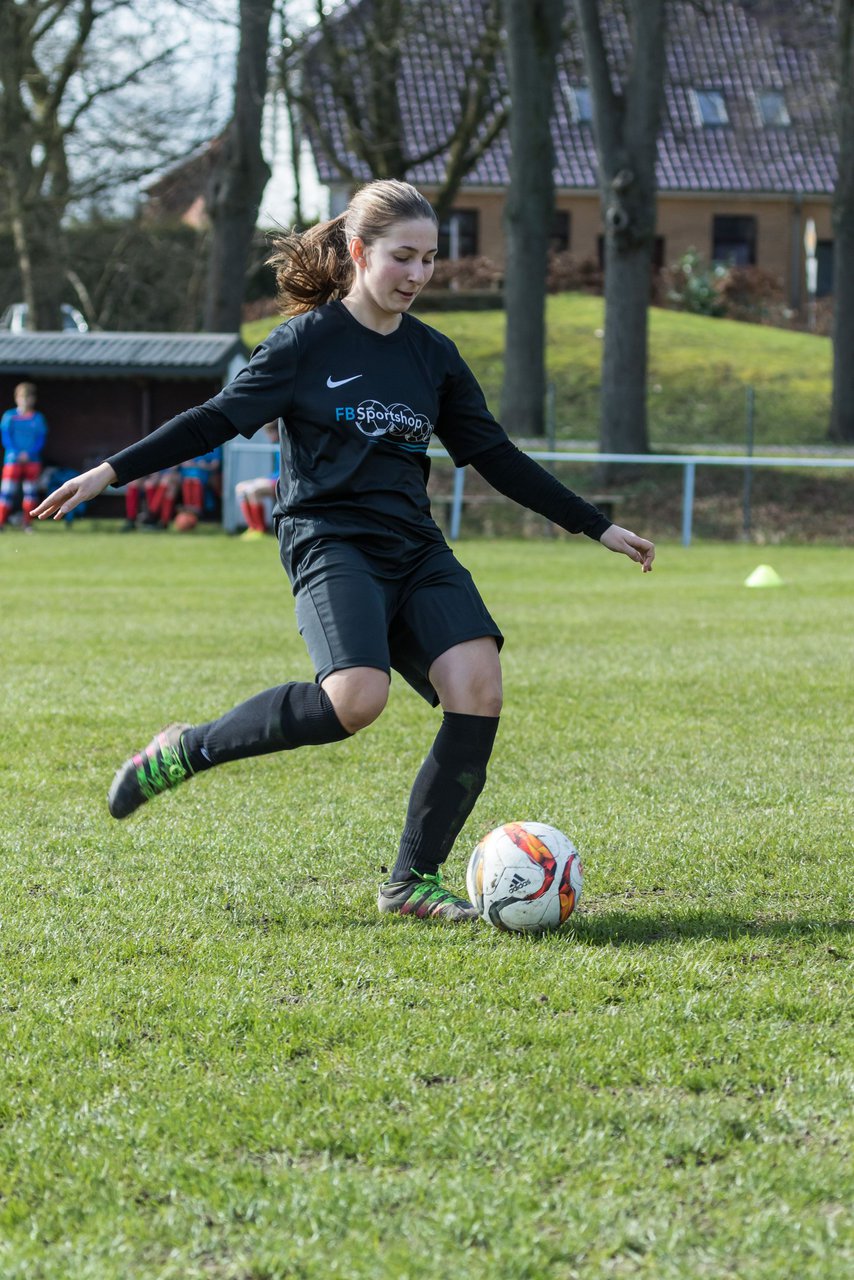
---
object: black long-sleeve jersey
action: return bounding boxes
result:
[107,301,611,567]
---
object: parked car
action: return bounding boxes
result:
[0,302,89,333]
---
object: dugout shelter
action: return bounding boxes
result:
[0,331,247,515]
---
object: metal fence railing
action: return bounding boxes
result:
[426,449,854,546]
[223,441,854,546]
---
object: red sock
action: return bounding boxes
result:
[249,501,267,531]
[0,500,9,527]
[239,498,254,529]
[146,482,162,516]
[126,486,140,520]
[22,498,35,527]
[160,490,177,526]
[182,477,203,511]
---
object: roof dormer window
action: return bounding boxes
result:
[567,85,593,124]
[692,89,728,126]
[757,90,790,127]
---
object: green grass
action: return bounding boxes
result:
[243,295,835,450]
[1,527,852,1279]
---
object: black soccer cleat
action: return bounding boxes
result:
[108,723,194,819]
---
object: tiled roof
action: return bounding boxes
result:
[0,332,246,379]
[304,0,836,197]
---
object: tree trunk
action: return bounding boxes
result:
[831,0,854,441]
[0,1,66,330]
[204,0,274,333]
[600,238,652,454]
[576,0,667,456]
[500,0,565,436]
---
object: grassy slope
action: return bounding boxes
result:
[1,527,851,1279]
[243,295,835,450]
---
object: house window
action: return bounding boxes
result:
[568,85,593,124]
[757,90,790,127]
[712,215,757,266]
[692,89,729,127]
[550,210,571,252]
[438,210,479,259]
[816,240,833,297]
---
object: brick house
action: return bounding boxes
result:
[304,0,836,309]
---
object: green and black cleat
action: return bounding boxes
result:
[108,723,194,819]
[378,870,479,922]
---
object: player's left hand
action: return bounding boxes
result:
[599,524,655,572]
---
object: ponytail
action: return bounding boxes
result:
[267,214,353,316]
[267,179,438,316]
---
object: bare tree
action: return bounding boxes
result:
[0,0,95,328]
[0,0,224,330]
[831,0,854,441]
[575,0,668,456]
[203,0,275,332]
[284,0,508,220]
[499,0,566,436]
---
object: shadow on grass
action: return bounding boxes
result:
[570,911,853,948]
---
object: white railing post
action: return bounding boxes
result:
[449,466,466,540]
[682,461,696,547]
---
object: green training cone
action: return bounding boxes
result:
[744,564,784,588]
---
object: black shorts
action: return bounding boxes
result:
[284,538,503,706]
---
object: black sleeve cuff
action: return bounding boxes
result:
[470,440,612,540]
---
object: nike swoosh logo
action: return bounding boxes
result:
[326,374,362,388]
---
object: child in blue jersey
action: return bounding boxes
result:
[34,180,654,923]
[0,383,49,531]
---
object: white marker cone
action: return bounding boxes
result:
[745,564,784,588]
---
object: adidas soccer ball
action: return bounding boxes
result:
[466,822,583,933]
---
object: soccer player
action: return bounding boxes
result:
[236,422,279,539]
[34,179,654,922]
[0,382,49,532]
[179,447,222,520]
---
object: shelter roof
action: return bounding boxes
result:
[0,333,246,379]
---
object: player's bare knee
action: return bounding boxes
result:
[322,668,389,734]
[478,685,503,718]
[461,678,502,717]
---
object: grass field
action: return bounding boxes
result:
[243,295,836,451]
[1,527,852,1279]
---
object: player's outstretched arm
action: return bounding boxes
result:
[32,462,117,521]
[599,524,655,572]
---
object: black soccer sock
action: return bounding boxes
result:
[391,711,500,882]
[181,682,350,771]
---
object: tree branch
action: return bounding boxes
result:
[573,0,622,168]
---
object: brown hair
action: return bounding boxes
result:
[267,179,438,316]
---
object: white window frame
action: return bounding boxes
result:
[756,90,791,127]
[565,85,593,125]
[692,89,729,127]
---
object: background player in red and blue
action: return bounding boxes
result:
[0,382,49,532]
[179,447,222,520]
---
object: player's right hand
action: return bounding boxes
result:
[32,461,118,520]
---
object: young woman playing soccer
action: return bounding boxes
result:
[34,180,654,922]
